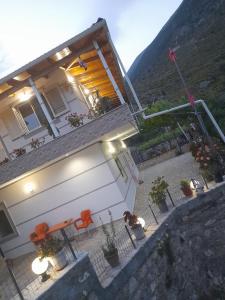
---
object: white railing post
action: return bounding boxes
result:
[93,40,125,105]
[28,78,59,138]
[0,135,11,160]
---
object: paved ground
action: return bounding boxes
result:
[0,152,206,299]
[75,152,201,250]
[134,152,201,217]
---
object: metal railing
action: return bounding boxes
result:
[0,228,79,300]
[0,174,213,298]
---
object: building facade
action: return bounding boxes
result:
[0,19,139,258]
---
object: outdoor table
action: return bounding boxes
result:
[47,219,77,260]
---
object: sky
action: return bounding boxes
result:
[0,0,183,78]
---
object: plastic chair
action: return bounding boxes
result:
[74,210,94,237]
[30,223,49,245]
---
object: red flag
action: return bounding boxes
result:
[168,48,176,62]
[188,94,195,107]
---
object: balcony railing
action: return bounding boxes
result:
[0,104,137,185]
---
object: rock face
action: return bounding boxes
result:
[128,0,225,106]
[110,184,225,300]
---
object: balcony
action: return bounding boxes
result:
[0,104,137,186]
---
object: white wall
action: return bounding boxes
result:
[101,141,139,214]
[0,142,137,258]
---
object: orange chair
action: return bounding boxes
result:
[30,223,49,245]
[74,210,94,235]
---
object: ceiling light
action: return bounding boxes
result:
[19,92,32,102]
[84,88,90,95]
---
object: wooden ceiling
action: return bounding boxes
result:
[0,19,128,105]
[68,44,126,105]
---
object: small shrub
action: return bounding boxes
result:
[38,237,64,258]
[180,179,191,189]
[12,148,26,158]
[66,113,86,128]
[30,138,45,149]
[149,176,169,205]
[0,157,9,166]
[100,210,117,256]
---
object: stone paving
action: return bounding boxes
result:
[0,152,207,299]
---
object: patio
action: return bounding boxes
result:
[0,152,215,299]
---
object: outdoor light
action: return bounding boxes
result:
[84,88,90,95]
[108,142,116,154]
[66,74,75,83]
[19,92,32,102]
[121,140,127,149]
[55,51,63,61]
[138,217,145,228]
[24,183,34,194]
[190,178,204,195]
[32,257,49,282]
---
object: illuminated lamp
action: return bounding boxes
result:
[32,257,49,282]
[138,217,145,228]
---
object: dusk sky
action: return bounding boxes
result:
[0,0,183,77]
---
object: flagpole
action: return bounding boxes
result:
[170,50,211,141]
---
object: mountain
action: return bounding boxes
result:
[128,0,225,107]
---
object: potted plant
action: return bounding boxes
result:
[38,237,68,271]
[180,180,193,197]
[0,157,9,166]
[65,112,86,128]
[100,211,120,268]
[149,176,169,213]
[12,148,26,158]
[123,211,145,240]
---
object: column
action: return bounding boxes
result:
[28,78,59,138]
[93,40,125,105]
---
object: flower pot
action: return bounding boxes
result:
[49,248,68,271]
[104,248,120,268]
[181,187,193,197]
[132,224,145,240]
[158,199,168,213]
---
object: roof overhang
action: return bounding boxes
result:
[0,19,127,104]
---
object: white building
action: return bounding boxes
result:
[0,19,139,258]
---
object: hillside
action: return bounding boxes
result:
[128,0,225,107]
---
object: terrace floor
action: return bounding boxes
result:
[0,152,215,299]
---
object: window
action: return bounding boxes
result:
[0,203,17,243]
[45,87,68,117]
[115,157,128,181]
[18,102,41,132]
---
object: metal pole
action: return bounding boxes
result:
[201,174,209,190]
[0,247,24,300]
[173,60,211,141]
[124,225,136,249]
[200,100,225,143]
[166,189,175,207]
[177,121,190,142]
[60,229,77,260]
[141,100,225,144]
[148,202,159,224]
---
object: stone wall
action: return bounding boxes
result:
[38,183,225,300]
